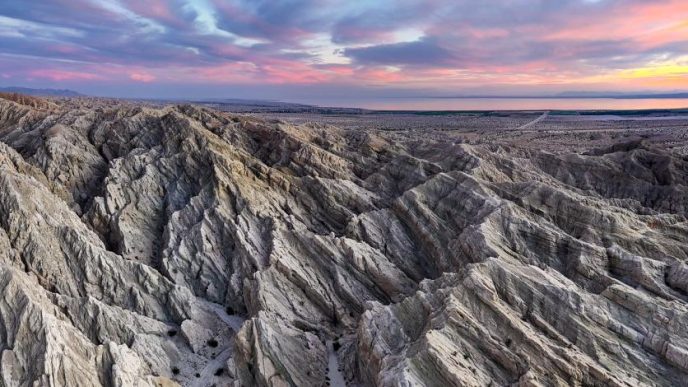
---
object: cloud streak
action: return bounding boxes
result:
[344,37,454,66]
[0,0,686,96]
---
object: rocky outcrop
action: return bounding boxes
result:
[0,94,687,386]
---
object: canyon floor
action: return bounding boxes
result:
[1,92,688,386]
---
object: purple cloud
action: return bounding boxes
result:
[344,37,454,66]
[0,0,685,96]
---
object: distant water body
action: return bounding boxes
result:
[287,97,688,111]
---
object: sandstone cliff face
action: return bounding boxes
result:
[0,95,687,386]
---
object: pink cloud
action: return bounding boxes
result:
[129,72,156,83]
[120,0,187,29]
[543,0,688,49]
[49,44,82,54]
[27,69,102,81]
[190,58,333,85]
[357,67,404,83]
[320,65,355,76]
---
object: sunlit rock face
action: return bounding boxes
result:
[0,93,687,386]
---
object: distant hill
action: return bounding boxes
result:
[0,87,84,97]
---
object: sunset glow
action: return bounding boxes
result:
[0,0,686,98]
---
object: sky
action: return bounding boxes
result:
[0,0,687,99]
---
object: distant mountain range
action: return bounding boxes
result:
[0,87,84,97]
